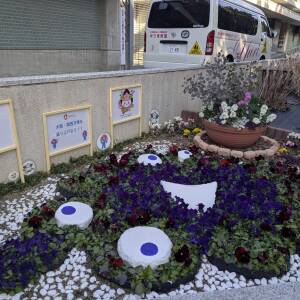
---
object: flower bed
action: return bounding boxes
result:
[0,140,299,296]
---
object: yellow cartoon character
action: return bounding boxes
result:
[119,89,134,115]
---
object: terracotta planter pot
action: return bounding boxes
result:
[203,119,266,149]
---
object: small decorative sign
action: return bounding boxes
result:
[0,99,24,183]
[110,85,142,148]
[96,133,111,151]
[43,105,93,172]
[23,160,36,176]
[149,109,160,126]
[8,171,19,182]
[111,86,141,122]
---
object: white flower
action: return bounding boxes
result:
[220,119,227,125]
[208,102,214,111]
[221,101,228,111]
[199,111,204,118]
[231,104,239,112]
[260,105,268,116]
[174,116,182,122]
[220,112,229,120]
[252,117,261,125]
[230,111,237,118]
[266,113,277,123]
[288,132,300,140]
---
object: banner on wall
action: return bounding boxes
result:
[110,85,142,148]
[0,99,25,183]
[43,105,93,172]
[120,5,126,66]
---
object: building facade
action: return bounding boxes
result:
[0,0,120,76]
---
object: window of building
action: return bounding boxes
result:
[218,0,258,35]
[148,0,210,28]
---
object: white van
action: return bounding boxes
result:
[144,0,276,68]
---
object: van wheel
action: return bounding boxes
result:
[260,56,265,60]
[226,55,234,63]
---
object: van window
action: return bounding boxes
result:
[148,0,210,28]
[218,0,258,35]
[261,17,272,38]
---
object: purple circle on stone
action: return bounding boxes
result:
[148,155,157,161]
[140,242,158,256]
[184,151,190,155]
[61,206,76,215]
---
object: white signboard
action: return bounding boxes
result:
[111,86,141,123]
[46,108,91,155]
[0,103,14,149]
[120,6,126,66]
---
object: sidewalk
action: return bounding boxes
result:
[272,94,300,133]
[164,282,300,300]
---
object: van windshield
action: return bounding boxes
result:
[148,0,210,28]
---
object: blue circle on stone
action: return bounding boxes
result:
[61,206,76,215]
[184,151,190,155]
[148,155,157,161]
[140,242,158,256]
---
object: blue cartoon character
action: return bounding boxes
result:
[82,130,88,141]
[119,89,134,115]
[51,138,58,149]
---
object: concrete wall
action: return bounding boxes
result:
[0,66,204,183]
[0,0,121,77]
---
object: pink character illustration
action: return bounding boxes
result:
[119,89,134,115]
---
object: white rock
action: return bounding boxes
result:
[254,279,261,285]
[290,277,297,282]
[47,278,54,284]
[40,289,47,297]
[261,278,267,285]
[228,272,236,280]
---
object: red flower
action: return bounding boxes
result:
[197,157,210,167]
[218,213,229,226]
[175,245,190,263]
[281,227,296,239]
[219,159,230,167]
[234,247,250,264]
[258,251,269,263]
[145,144,153,152]
[260,222,272,232]
[169,145,178,155]
[109,176,119,185]
[189,145,198,154]
[166,218,175,228]
[41,205,55,218]
[108,256,124,268]
[278,207,292,223]
[127,210,150,226]
[94,164,109,173]
[109,154,118,165]
[119,157,129,167]
[96,194,106,209]
[28,215,43,228]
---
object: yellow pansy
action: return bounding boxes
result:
[278,147,288,154]
[192,128,201,134]
[183,129,191,136]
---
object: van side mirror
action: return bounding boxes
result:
[271,31,278,38]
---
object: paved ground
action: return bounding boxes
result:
[272,94,300,133]
[164,282,300,300]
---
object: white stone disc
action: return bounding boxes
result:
[55,201,93,229]
[117,226,173,269]
[161,181,217,211]
[137,154,162,166]
[178,150,192,162]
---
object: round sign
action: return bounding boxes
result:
[22,160,36,176]
[96,133,111,151]
[8,171,19,182]
[181,30,190,39]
